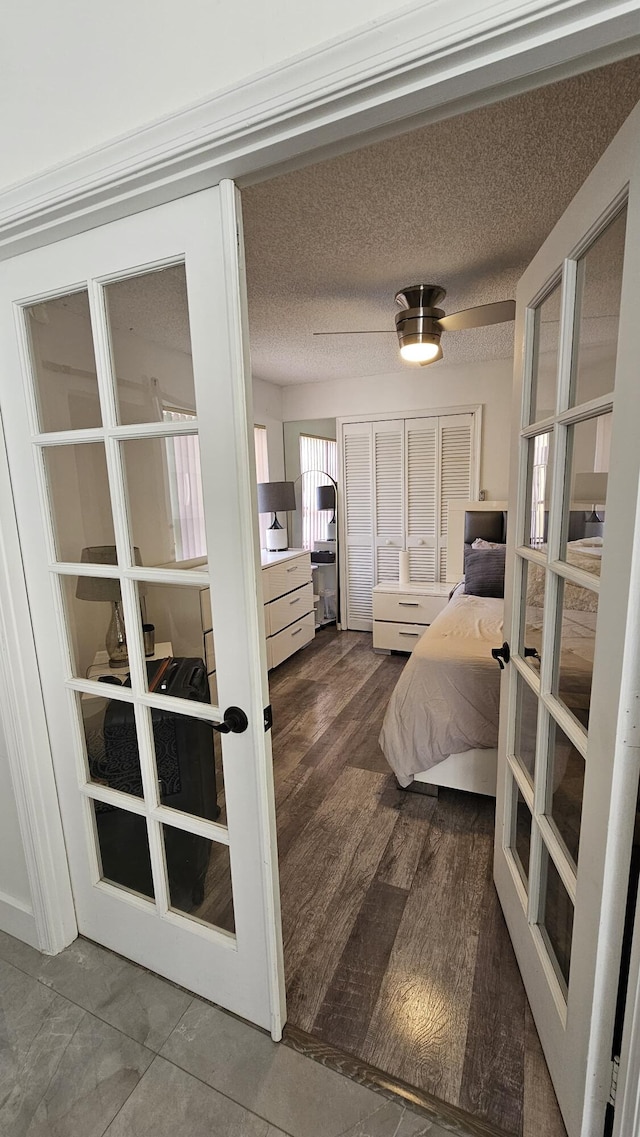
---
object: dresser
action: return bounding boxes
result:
[372,581,450,652]
[261,549,315,669]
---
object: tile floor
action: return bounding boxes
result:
[0,930,475,1137]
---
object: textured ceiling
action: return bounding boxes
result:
[242,56,640,385]
[48,58,640,386]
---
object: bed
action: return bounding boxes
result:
[379,502,601,796]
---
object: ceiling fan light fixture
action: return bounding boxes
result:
[395,301,443,366]
[399,339,441,363]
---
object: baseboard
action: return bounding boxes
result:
[282,1023,514,1137]
[0,889,39,949]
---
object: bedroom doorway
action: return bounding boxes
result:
[494,103,640,1136]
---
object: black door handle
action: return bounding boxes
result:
[492,642,511,670]
[524,646,540,660]
[212,706,249,734]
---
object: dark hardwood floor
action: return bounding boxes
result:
[269,626,567,1137]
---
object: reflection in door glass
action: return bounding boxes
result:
[530,285,561,424]
[121,436,207,568]
[162,825,235,933]
[62,574,134,680]
[27,290,102,433]
[525,432,553,548]
[520,558,544,672]
[561,414,609,572]
[509,780,532,888]
[553,579,598,730]
[571,205,626,408]
[44,444,115,562]
[539,845,574,992]
[547,719,584,867]
[513,672,538,784]
[92,801,154,900]
[105,264,197,426]
[78,693,144,801]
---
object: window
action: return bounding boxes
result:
[163,414,270,559]
[254,425,270,550]
[530,431,551,547]
[299,434,338,550]
[163,409,206,561]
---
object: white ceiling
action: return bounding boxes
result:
[241,56,640,386]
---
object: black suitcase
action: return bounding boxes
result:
[95,658,219,910]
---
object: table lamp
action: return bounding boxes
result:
[76,546,144,668]
[316,483,337,540]
[257,481,296,551]
[573,472,608,537]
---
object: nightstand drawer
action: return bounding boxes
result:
[266,582,314,637]
[262,554,312,602]
[269,612,315,669]
[373,591,447,625]
[373,622,426,652]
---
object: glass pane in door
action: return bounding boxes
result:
[553,580,598,730]
[105,264,197,426]
[121,436,207,568]
[530,285,561,424]
[513,672,538,783]
[520,558,544,671]
[44,444,115,561]
[562,415,609,570]
[78,693,144,800]
[525,431,553,548]
[509,777,532,887]
[571,205,626,407]
[61,575,132,681]
[147,705,225,826]
[162,825,235,933]
[27,290,102,433]
[91,801,155,900]
[547,719,584,866]
[539,845,574,992]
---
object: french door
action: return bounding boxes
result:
[0,185,285,1036]
[495,104,640,1133]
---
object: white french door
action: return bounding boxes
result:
[0,185,285,1036]
[495,104,640,1134]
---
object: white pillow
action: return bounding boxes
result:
[569,536,603,548]
[472,538,506,549]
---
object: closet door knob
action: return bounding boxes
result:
[385,540,391,545]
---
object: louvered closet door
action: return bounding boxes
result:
[373,421,404,583]
[343,422,374,630]
[439,414,473,579]
[405,418,437,581]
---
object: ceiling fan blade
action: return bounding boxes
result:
[312,330,393,336]
[438,299,516,332]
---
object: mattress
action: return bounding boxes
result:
[379,593,503,787]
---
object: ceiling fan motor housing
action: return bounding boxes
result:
[394,285,446,360]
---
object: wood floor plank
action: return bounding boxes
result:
[281,766,399,1027]
[458,867,526,1133]
[522,1004,567,1137]
[360,793,494,1107]
[376,791,436,892]
[312,878,409,1054]
[269,628,566,1137]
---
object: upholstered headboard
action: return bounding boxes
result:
[447,501,508,582]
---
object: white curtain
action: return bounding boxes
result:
[163,410,206,560]
[299,434,338,550]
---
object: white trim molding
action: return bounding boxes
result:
[0,2,639,257]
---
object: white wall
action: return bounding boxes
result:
[0,0,412,190]
[0,716,36,944]
[253,377,284,481]
[281,357,514,500]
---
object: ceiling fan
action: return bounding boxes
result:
[313,284,516,365]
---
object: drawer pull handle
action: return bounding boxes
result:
[291,627,303,636]
[398,602,419,607]
[399,631,420,637]
[290,596,301,605]
[287,566,298,573]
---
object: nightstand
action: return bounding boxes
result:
[87,642,173,682]
[372,582,450,652]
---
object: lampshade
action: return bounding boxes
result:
[257,481,296,515]
[76,545,143,601]
[573,472,608,505]
[316,484,336,512]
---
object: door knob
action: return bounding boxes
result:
[212,706,249,734]
[491,642,511,670]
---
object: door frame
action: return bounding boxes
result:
[1,6,640,1127]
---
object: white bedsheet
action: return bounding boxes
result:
[379,594,503,787]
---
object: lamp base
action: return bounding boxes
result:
[326,520,337,541]
[266,528,288,552]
